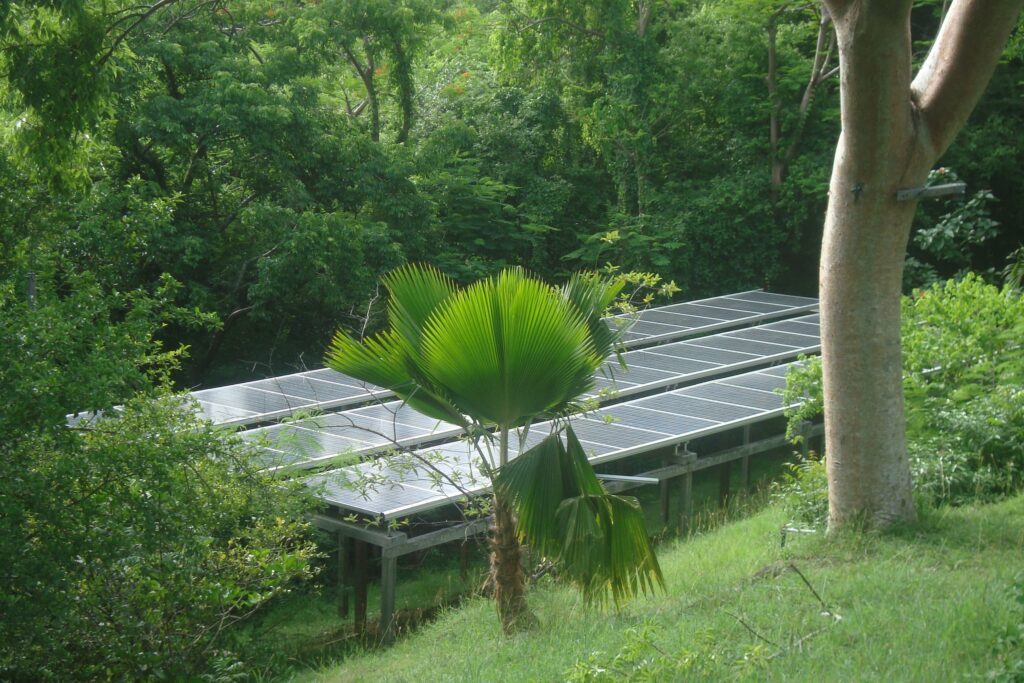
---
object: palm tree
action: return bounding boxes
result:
[326,264,663,634]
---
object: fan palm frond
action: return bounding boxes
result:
[496,425,664,606]
[419,269,600,427]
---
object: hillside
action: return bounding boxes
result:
[292,495,1024,682]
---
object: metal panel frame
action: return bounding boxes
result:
[186,290,817,427]
[310,361,810,519]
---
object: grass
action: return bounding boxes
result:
[245,449,791,673]
[282,493,1024,682]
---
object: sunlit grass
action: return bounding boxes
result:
[284,494,1024,682]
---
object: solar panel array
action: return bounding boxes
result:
[242,313,819,474]
[308,361,804,520]
[590,313,819,400]
[189,290,816,427]
[611,290,816,347]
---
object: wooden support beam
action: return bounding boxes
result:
[718,461,731,507]
[678,472,693,535]
[381,517,491,559]
[740,425,751,492]
[337,533,350,618]
[354,539,368,636]
[311,514,407,548]
[379,555,397,645]
[660,477,671,526]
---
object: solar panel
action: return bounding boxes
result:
[239,399,465,473]
[591,314,820,401]
[612,290,817,348]
[187,290,816,427]
[308,362,807,519]
[246,314,820,473]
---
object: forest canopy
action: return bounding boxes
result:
[4,0,1018,390]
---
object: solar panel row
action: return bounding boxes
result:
[244,313,819,474]
[308,361,804,520]
[189,290,816,427]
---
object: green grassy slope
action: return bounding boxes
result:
[290,495,1024,682]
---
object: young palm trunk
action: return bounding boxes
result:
[490,496,533,634]
[490,427,535,634]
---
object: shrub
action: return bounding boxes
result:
[0,396,319,680]
[0,278,318,680]
[778,274,1024,521]
[774,452,829,529]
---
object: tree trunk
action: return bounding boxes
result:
[489,426,535,634]
[820,139,920,528]
[820,0,1023,529]
[490,496,534,634]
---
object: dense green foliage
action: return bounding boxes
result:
[0,272,317,679]
[780,275,1024,524]
[5,0,1019,387]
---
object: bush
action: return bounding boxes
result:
[0,277,318,680]
[777,274,1024,521]
[0,396,319,680]
[774,452,829,529]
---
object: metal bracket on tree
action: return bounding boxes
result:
[895,182,967,202]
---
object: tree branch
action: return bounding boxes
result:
[96,0,182,68]
[912,0,1024,160]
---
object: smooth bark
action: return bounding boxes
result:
[819,0,1023,528]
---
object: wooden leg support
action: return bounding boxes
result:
[354,539,368,636]
[740,426,751,493]
[380,555,397,645]
[718,462,731,507]
[660,477,671,527]
[337,533,350,618]
[678,472,693,535]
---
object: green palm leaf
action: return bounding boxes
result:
[324,328,465,427]
[496,425,664,606]
[325,328,411,390]
[383,263,457,355]
[560,271,627,364]
[419,269,600,427]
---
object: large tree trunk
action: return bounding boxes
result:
[820,0,1022,529]
[820,131,921,527]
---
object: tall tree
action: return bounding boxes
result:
[819,0,1024,528]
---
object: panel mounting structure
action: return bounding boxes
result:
[243,314,819,474]
[190,290,816,428]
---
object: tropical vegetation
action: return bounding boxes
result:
[1,0,1023,679]
[325,264,663,632]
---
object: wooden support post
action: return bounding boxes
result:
[379,555,397,645]
[718,461,731,507]
[337,533,350,618]
[459,542,469,581]
[353,539,368,636]
[740,425,751,492]
[660,477,671,527]
[678,472,693,535]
